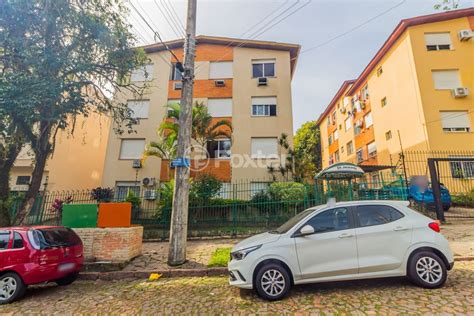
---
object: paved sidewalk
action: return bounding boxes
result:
[123,221,474,272]
[3,261,474,314]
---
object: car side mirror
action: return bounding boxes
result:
[298,225,315,237]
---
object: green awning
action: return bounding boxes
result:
[315,162,365,180]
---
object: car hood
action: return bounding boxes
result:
[232,232,281,252]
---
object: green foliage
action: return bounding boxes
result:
[208,247,232,267]
[452,189,474,207]
[125,190,141,209]
[293,121,321,181]
[91,187,114,203]
[268,182,307,201]
[190,174,222,202]
[434,0,459,11]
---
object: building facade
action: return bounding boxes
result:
[101,36,300,196]
[317,9,474,183]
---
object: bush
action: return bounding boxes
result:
[268,182,307,202]
[190,174,222,202]
[91,187,114,203]
[208,247,232,267]
[452,189,474,207]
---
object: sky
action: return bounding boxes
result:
[128,0,474,132]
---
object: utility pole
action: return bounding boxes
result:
[167,0,197,266]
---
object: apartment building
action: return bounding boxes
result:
[318,9,474,181]
[101,36,300,196]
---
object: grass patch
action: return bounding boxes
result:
[207,247,232,267]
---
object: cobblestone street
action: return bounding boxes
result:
[2,261,474,315]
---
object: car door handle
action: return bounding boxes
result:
[338,233,354,238]
[394,226,409,231]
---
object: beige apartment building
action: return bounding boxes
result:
[101,36,300,197]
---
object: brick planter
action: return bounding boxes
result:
[73,226,143,263]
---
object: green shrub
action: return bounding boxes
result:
[190,174,222,202]
[452,189,474,207]
[208,247,232,267]
[268,182,307,202]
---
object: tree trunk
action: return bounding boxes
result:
[15,125,52,225]
[0,143,22,227]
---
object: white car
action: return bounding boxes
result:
[228,200,454,301]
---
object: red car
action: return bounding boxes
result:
[0,226,83,304]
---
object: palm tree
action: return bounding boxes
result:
[142,131,177,179]
[160,101,233,156]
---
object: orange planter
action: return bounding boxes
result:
[97,202,132,228]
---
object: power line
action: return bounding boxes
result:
[127,0,181,65]
[166,0,186,34]
[153,0,184,39]
[296,0,406,59]
[161,0,186,37]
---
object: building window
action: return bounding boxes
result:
[364,112,373,128]
[385,130,392,140]
[115,181,141,200]
[327,116,331,126]
[251,97,276,116]
[119,139,146,160]
[16,176,31,185]
[208,98,232,117]
[381,97,387,107]
[367,142,377,158]
[425,33,452,51]
[250,182,270,196]
[218,182,232,199]
[127,100,150,119]
[341,146,344,154]
[207,139,231,159]
[331,111,337,124]
[328,134,333,145]
[251,138,278,158]
[376,66,383,77]
[334,150,340,163]
[347,141,354,155]
[171,63,183,80]
[131,64,153,82]
[361,84,369,100]
[432,70,460,90]
[356,148,364,163]
[252,59,275,78]
[209,61,233,79]
[345,117,352,131]
[449,159,474,179]
[440,111,471,132]
[334,130,339,141]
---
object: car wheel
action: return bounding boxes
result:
[0,273,26,305]
[255,263,291,301]
[408,251,447,289]
[55,272,79,286]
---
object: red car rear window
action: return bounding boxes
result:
[0,231,10,249]
[31,228,82,249]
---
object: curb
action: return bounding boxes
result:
[78,267,228,281]
[78,257,474,281]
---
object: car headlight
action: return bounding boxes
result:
[230,245,262,261]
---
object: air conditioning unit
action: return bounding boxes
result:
[257,77,268,86]
[174,82,182,90]
[458,29,474,41]
[142,177,156,187]
[144,189,158,200]
[132,159,142,169]
[452,87,469,98]
[214,80,225,87]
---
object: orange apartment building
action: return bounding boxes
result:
[101,36,300,197]
[317,9,474,184]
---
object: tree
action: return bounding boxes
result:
[434,0,459,11]
[293,121,321,181]
[0,0,148,224]
[143,131,177,179]
[159,101,232,156]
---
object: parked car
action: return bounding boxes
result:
[407,176,452,211]
[228,200,454,301]
[0,226,83,304]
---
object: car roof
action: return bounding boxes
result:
[320,200,410,208]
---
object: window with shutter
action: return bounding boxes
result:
[207,99,232,117]
[209,62,233,79]
[251,138,278,158]
[131,64,153,82]
[251,97,277,117]
[432,70,461,90]
[127,100,150,119]
[119,139,146,160]
[425,33,452,51]
[440,111,471,132]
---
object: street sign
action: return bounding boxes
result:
[171,157,190,168]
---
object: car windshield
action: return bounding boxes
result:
[32,227,82,249]
[269,207,319,234]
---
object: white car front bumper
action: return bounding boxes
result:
[228,258,254,289]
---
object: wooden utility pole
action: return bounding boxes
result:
[167,0,197,266]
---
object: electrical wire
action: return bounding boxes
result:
[295,0,406,59]
[166,0,186,34]
[161,0,186,38]
[153,0,184,39]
